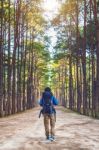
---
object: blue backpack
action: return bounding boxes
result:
[43,97,53,114]
[42,92,54,114]
[39,92,56,117]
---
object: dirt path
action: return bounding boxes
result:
[0,107,99,150]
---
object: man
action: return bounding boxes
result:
[39,87,58,141]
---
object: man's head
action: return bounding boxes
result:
[44,87,51,92]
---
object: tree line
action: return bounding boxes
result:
[51,0,99,118]
[0,0,50,117]
[0,0,99,119]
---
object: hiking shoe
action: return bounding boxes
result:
[46,136,50,140]
[50,136,55,141]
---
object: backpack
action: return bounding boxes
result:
[42,92,54,114]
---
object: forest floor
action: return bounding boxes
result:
[0,106,99,150]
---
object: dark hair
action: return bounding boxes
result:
[44,87,51,92]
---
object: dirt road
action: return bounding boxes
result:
[0,107,99,150]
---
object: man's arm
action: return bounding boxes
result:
[39,99,43,107]
[52,96,59,105]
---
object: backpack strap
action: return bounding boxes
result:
[50,96,56,121]
[50,96,56,113]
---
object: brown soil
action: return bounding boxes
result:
[0,106,99,150]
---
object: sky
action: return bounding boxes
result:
[43,0,60,55]
[42,0,61,85]
[43,0,60,20]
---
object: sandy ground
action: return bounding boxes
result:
[0,107,99,150]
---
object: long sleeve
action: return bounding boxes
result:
[52,96,59,105]
[39,99,43,107]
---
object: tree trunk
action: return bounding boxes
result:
[0,0,4,117]
[82,0,87,115]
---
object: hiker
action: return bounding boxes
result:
[39,87,58,141]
